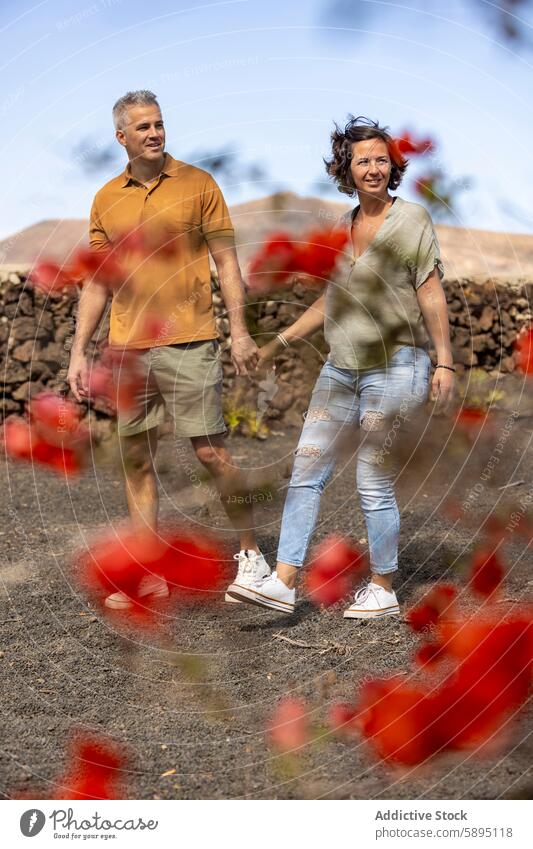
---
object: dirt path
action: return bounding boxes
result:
[1,411,532,800]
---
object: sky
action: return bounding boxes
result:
[1,0,532,240]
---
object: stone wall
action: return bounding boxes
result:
[1,269,532,427]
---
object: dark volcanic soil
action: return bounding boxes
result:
[1,392,532,800]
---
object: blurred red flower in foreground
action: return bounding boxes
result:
[391,130,435,159]
[29,226,182,295]
[79,524,225,620]
[407,583,457,633]
[331,610,533,766]
[358,677,435,766]
[327,702,360,738]
[31,391,82,435]
[86,349,144,414]
[2,392,89,476]
[468,547,506,597]
[30,249,124,294]
[29,261,78,293]
[306,534,367,606]
[434,616,533,750]
[68,248,125,289]
[454,406,490,437]
[248,228,349,294]
[415,640,445,668]
[514,326,533,375]
[267,697,310,754]
[53,732,126,800]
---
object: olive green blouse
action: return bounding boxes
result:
[324,196,444,369]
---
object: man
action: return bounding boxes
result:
[67,90,270,608]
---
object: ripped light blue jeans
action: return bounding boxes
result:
[276,346,431,575]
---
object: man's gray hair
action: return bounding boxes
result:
[112,90,160,130]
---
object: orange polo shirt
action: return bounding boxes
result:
[89,153,234,348]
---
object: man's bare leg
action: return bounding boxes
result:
[190,434,258,552]
[120,427,159,533]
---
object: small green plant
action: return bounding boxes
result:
[223,391,270,439]
[460,368,505,410]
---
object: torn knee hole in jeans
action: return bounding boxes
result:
[306,408,332,422]
[361,410,385,432]
[295,445,322,458]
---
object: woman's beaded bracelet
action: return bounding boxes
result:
[276,333,290,348]
[436,364,456,372]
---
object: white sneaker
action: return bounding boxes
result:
[227,570,295,613]
[343,581,400,619]
[224,550,271,603]
[104,574,169,610]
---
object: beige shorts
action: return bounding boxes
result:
[113,340,227,438]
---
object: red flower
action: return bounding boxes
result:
[85,362,114,399]
[267,697,309,754]
[155,531,225,596]
[30,391,82,437]
[468,547,506,597]
[2,417,35,461]
[53,732,126,800]
[30,248,125,295]
[29,261,78,293]
[295,229,350,280]
[69,247,125,289]
[112,225,181,260]
[86,350,144,414]
[2,413,88,476]
[388,139,407,169]
[140,313,168,342]
[394,130,435,156]
[431,616,533,749]
[407,583,457,633]
[29,225,182,298]
[408,602,440,633]
[104,350,144,413]
[32,441,85,475]
[389,131,434,169]
[306,535,367,607]
[79,524,225,616]
[354,610,533,766]
[515,326,533,375]
[358,677,438,765]
[248,231,296,290]
[80,526,156,600]
[248,227,349,293]
[416,640,445,667]
[454,406,490,436]
[327,702,360,737]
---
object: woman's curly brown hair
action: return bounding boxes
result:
[324,115,408,198]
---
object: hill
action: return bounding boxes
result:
[1,191,533,279]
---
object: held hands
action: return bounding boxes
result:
[230,334,260,376]
[256,338,280,368]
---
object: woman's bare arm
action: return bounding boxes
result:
[416,268,455,406]
[258,290,326,363]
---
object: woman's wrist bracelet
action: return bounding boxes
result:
[436,364,456,372]
[276,332,290,348]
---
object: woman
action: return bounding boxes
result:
[227,116,455,618]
